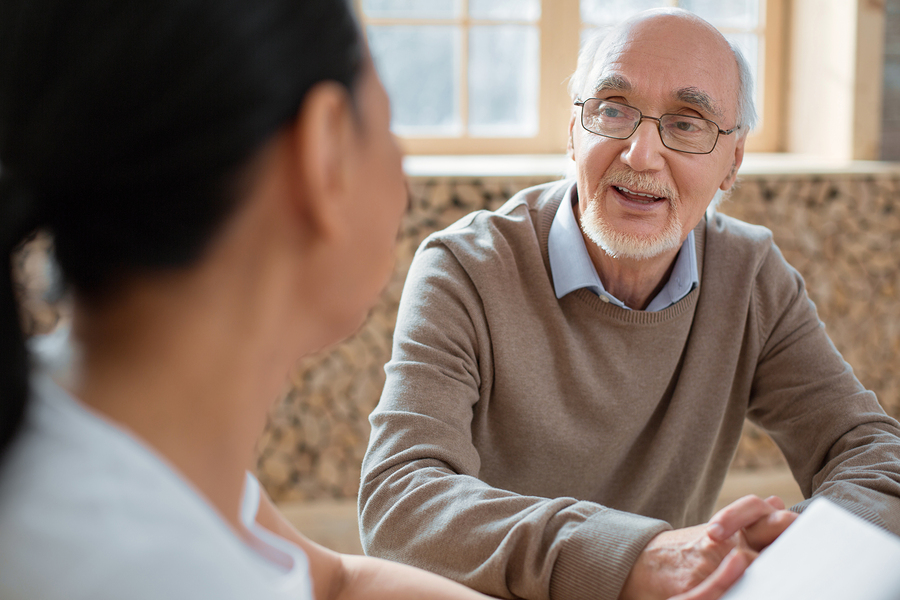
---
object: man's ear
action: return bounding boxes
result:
[719,133,747,191]
[285,81,357,240]
[567,110,577,160]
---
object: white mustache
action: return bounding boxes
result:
[600,170,676,201]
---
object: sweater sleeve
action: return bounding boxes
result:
[359,237,670,600]
[747,242,900,533]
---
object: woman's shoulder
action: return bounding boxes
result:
[0,376,312,600]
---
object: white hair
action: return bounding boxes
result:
[567,21,758,134]
[728,38,758,133]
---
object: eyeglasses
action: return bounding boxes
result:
[573,98,740,155]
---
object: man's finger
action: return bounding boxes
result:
[706,495,782,542]
[763,495,785,511]
[667,548,755,600]
[741,509,798,551]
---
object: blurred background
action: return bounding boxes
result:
[15,0,900,554]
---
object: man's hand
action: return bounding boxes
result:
[619,495,798,600]
[665,549,754,600]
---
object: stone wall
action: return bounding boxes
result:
[13,171,900,502]
[255,171,900,501]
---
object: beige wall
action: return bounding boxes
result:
[788,0,886,159]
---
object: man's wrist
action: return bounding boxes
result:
[549,508,670,600]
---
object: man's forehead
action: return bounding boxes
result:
[590,73,725,120]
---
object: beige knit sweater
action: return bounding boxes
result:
[359,179,900,600]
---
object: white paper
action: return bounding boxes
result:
[721,498,900,600]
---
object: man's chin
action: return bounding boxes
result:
[600,240,680,261]
[581,200,682,261]
[585,224,682,261]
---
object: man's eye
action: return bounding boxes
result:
[600,107,622,118]
[673,119,699,132]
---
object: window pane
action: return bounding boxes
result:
[679,0,759,29]
[469,0,540,21]
[581,1,760,29]
[469,25,539,137]
[367,25,461,136]
[362,0,459,19]
[581,0,666,27]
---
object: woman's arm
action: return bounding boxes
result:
[255,487,490,600]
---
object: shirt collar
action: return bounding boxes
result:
[548,183,699,311]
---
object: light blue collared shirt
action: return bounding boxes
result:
[548,184,698,311]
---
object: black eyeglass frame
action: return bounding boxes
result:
[573,98,741,155]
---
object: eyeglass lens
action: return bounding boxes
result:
[580,98,720,154]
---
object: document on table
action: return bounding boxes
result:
[721,498,900,600]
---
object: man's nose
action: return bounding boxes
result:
[620,118,667,172]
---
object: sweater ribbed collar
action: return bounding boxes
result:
[547,182,698,311]
[537,180,707,324]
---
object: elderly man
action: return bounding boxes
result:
[359,8,900,600]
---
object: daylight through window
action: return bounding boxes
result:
[358,0,781,154]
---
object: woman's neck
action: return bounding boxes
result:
[68,286,279,531]
[66,194,318,532]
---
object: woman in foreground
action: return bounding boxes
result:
[0,0,492,598]
[0,1,772,599]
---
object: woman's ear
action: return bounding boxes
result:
[284,81,358,240]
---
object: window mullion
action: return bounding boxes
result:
[460,0,470,139]
[539,0,581,153]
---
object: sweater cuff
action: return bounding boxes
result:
[548,508,671,600]
[790,496,889,531]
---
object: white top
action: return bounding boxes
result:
[548,182,698,311]
[0,374,314,600]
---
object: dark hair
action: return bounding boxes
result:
[0,0,364,461]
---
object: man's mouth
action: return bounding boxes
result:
[613,185,667,204]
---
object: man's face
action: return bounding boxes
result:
[567,13,746,261]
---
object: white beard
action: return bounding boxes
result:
[578,170,683,260]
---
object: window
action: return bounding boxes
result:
[358,0,784,154]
